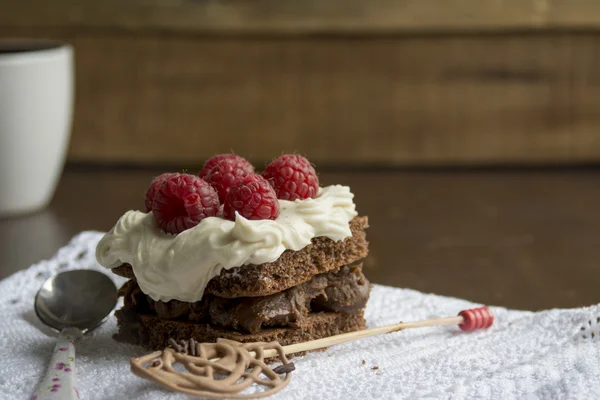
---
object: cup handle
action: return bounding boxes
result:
[33,327,82,400]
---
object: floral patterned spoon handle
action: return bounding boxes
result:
[33,327,82,400]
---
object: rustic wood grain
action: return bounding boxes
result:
[3,1,600,166]
[0,31,596,166]
[3,0,600,34]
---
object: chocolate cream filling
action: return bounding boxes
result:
[120,264,370,334]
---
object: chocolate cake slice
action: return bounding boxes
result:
[96,154,371,356]
[112,221,371,350]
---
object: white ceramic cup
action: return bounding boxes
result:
[0,40,74,217]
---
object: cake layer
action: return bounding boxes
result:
[112,215,368,298]
[119,264,370,334]
[114,307,366,352]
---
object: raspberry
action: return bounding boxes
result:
[145,172,177,212]
[199,154,253,179]
[199,154,255,202]
[224,175,280,221]
[152,173,220,234]
[262,155,319,201]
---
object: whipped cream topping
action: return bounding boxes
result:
[95,185,357,302]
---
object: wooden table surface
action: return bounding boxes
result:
[1,166,598,311]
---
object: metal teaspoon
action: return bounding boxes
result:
[33,270,117,400]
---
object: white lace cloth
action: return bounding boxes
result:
[1,232,599,400]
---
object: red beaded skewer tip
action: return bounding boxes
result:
[458,306,494,331]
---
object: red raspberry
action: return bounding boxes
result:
[199,154,253,179]
[199,154,255,203]
[262,155,319,201]
[152,173,220,234]
[224,175,280,221]
[145,173,177,212]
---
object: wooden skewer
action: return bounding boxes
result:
[250,306,493,359]
[133,306,494,397]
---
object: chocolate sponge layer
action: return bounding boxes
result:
[119,264,370,334]
[111,216,369,298]
[114,307,366,352]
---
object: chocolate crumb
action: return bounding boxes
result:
[361,360,366,365]
[272,363,295,374]
[168,338,179,350]
[371,366,379,370]
[189,338,196,356]
[180,339,189,354]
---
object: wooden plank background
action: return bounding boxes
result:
[3,1,600,167]
[4,0,600,34]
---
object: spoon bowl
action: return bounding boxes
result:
[35,269,117,332]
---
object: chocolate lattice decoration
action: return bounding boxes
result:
[130,338,295,399]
